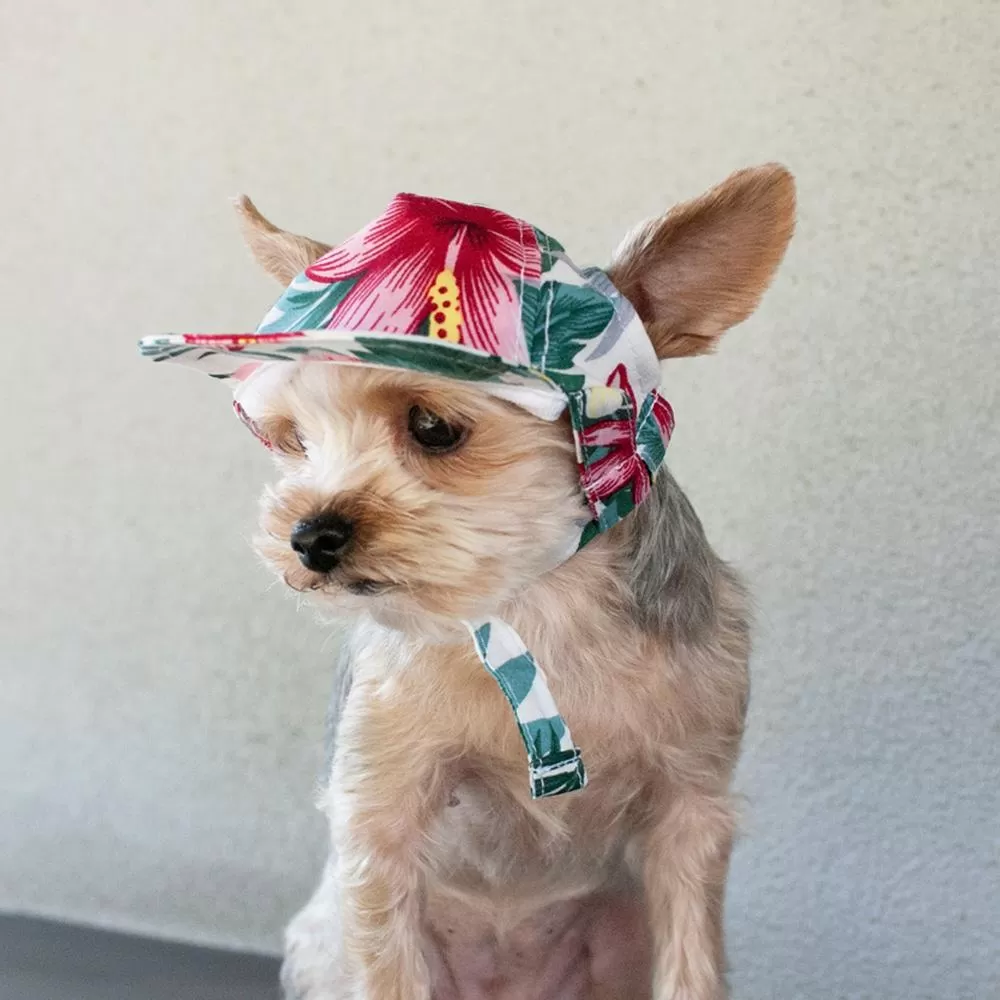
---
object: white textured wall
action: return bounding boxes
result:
[1,2,997,997]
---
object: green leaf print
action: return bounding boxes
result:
[257,275,359,333]
[354,336,524,382]
[527,716,567,759]
[533,226,566,274]
[517,280,614,390]
[578,520,601,549]
[493,652,538,708]
[597,487,635,531]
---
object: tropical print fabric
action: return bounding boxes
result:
[140,192,676,798]
[298,195,539,355]
[469,618,587,798]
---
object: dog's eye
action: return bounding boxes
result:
[407,406,466,454]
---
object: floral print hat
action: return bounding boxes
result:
[140,193,675,798]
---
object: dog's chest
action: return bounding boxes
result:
[349,620,655,897]
[420,773,649,1000]
[348,614,660,896]
[421,765,641,901]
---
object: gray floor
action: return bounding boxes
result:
[0,914,281,1000]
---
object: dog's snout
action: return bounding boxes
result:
[290,514,354,573]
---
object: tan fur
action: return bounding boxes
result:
[608,164,795,359]
[256,366,584,623]
[234,194,332,284]
[241,165,796,1000]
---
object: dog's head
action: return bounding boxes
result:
[253,363,584,625]
[240,166,795,629]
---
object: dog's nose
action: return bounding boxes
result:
[290,515,354,573]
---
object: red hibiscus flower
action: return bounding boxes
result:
[305,194,541,357]
[579,364,652,509]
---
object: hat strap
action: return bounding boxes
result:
[466,618,587,799]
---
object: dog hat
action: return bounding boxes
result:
[141,193,675,798]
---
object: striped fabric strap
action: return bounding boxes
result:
[466,617,587,799]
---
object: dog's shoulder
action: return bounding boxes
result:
[625,469,751,648]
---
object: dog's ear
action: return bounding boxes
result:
[608,164,796,360]
[234,195,331,284]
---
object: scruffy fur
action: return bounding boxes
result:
[235,165,795,1000]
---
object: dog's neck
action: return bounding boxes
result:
[357,468,726,658]
[507,467,725,647]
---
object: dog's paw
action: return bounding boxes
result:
[280,945,345,1000]
[279,960,342,1000]
[281,892,349,1000]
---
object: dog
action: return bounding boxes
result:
[168,165,794,1000]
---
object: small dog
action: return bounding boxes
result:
[190,166,793,1000]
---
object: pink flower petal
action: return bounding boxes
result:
[456,254,524,357]
[306,197,446,283]
[581,419,633,448]
[329,245,439,334]
[231,362,262,382]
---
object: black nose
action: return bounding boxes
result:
[290,515,354,573]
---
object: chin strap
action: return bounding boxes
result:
[466,617,587,799]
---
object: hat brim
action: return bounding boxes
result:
[139,329,568,419]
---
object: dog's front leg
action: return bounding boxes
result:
[282,859,350,1000]
[640,790,736,1000]
[330,680,442,1000]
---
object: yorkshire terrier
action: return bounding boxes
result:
[161,165,794,1000]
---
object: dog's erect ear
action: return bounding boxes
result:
[234,195,331,285]
[608,164,796,360]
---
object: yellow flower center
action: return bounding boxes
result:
[428,269,463,342]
